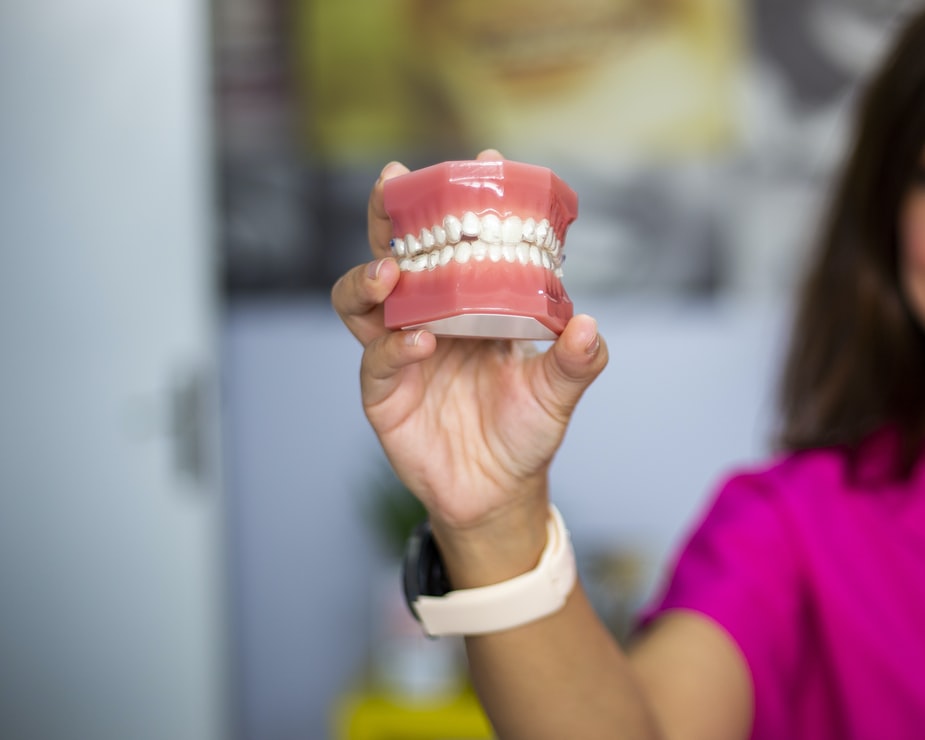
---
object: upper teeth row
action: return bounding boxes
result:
[396,241,565,277]
[390,213,563,259]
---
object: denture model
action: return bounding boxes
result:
[383,159,578,340]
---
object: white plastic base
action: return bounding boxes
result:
[401,313,559,341]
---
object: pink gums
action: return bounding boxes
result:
[383,160,578,338]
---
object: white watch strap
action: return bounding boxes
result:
[413,505,577,637]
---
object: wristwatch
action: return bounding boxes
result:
[402,504,577,637]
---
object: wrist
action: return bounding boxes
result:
[404,503,577,637]
[429,496,550,590]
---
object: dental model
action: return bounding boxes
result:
[383,159,578,340]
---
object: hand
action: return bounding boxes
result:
[331,151,608,579]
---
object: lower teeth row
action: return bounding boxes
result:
[397,240,564,277]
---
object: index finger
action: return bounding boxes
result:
[368,161,410,258]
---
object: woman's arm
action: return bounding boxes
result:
[629,610,753,740]
[332,152,753,739]
[436,505,752,740]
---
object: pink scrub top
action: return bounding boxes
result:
[642,433,925,739]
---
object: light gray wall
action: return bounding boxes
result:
[0,3,230,740]
[222,293,788,739]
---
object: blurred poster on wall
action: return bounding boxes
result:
[297,0,741,165]
[290,0,743,296]
[216,0,916,298]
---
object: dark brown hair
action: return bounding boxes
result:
[777,8,925,479]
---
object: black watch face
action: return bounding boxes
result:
[421,530,452,596]
[401,519,451,620]
[401,520,427,617]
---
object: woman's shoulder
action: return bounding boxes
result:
[719,446,847,501]
[723,427,922,501]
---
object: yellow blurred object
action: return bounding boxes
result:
[293,0,743,165]
[333,686,495,740]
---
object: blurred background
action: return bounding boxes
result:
[0,0,918,738]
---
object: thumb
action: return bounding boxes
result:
[536,314,609,422]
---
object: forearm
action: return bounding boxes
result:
[465,583,662,740]
[430,498,662,740]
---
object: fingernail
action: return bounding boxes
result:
[380,161,402,179]
[585,333,601,355]
[367,259,385,281]
[405,330,424,347]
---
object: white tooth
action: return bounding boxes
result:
[544,225,554,250]
[454,241,472,263]
[535,219,549,247]
[421,228,435,251]
[461,211,480,237]
[433,224,447,247]
[551,235,562,256]
[427,252,439,270]
[541,251,551,270]
[390,238,405,257]
[444,215,462,244]
[501,216,523,244]
[399,258,412,271]
[529,245,542,266]
[471,240,488,261]
[554,267,564,279]
[410,254,428,272]
[515,243,530,265]
[405,233,421,256]
[522,217,536,243]
[439,245,453,265]
[488,243,503,262]
[480,214,501,244]
[502,244,517,263]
